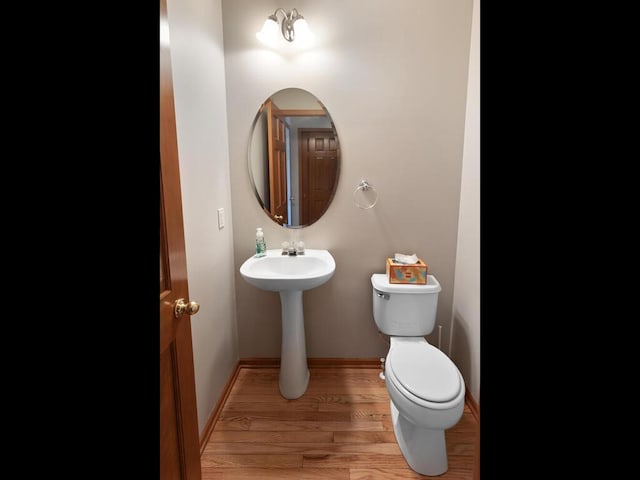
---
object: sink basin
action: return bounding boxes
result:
[239,248,336,399]
[240,249,336,292]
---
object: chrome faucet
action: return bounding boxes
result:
[281,241,295,255]
[281,240,305,255]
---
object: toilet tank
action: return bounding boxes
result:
[371,273,441,336]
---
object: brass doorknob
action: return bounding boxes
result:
[274,215,283,221]
[174,298,200,318]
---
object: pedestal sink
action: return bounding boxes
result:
[239,249,336,399]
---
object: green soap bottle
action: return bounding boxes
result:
[255,227,266,257]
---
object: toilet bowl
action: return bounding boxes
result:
[371,273,465,476]
[385,336,465,475]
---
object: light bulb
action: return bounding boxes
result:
[256,17,279,46]
[293,18,314,43]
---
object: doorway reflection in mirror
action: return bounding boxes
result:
[248,88,341,228]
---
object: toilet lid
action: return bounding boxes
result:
[388,343,461,402]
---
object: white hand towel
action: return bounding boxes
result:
[394,253,418,264]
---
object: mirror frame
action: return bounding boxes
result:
[247,88,341,229]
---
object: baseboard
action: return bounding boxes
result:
[239,357,382,368]
[238,357,279,367]
[198,361,242,455]
[465,387,480,480]
[465,389,480,422]
[308,358,382,368]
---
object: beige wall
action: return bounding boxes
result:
[166,0,239,435]
[451,0,480,404]
[223,0,474,359]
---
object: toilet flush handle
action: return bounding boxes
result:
[376,291,390,300]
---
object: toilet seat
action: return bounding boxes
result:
[387,342,461,404]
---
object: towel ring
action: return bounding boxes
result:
[353,179,378,209]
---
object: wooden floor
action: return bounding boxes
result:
[201,366,478,479]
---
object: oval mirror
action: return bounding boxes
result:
[248,88,340,228]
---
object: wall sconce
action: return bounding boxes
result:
[256,8,314,46]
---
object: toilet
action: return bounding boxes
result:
[371,273,465,476]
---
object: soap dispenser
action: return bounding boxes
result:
[255,227,266,257]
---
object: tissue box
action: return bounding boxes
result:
[386,258,428,284]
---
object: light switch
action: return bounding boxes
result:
[217,208,225,229]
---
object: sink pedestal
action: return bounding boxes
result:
[278,290,309,399]
[239,249,336,400]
